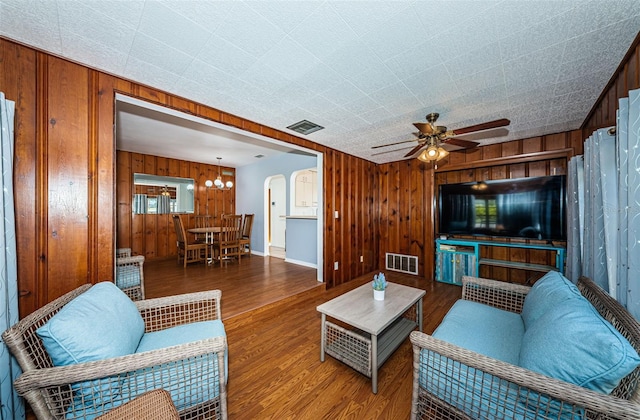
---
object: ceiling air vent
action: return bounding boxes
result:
[287,120,324,135]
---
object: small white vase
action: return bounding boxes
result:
[373,289,385,301]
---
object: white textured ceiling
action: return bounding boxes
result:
[1,0,639,165]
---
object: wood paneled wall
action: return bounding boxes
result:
[323,150,379,288]
[583,31,640,131]
[116,151,236,260]
[376,159,433,278]
[0,37,378,315]
[1,41,115,317]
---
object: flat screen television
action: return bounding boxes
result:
[437,175,566,241]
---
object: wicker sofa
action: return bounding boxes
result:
[2,282,227,420]
[410,272,640,420]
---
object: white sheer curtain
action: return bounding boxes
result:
[565,156,583,281]
[618,90,640,318]
[0,92,23,419]
[567,88,640,320]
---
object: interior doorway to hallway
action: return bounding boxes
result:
[266,175,286,259]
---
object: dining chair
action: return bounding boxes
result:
[172,214,208,267]
[193,214,214,243]
[213,214,243,265]
[239,214,254,257]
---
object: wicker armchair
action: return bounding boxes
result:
[115,255,145,300]
[410,276,640,420]
[2,284,227,420]
[115,248,132,258]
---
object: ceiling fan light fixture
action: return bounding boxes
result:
[437,147,449,160]
[417,145,439,162]
[426,144,439,158]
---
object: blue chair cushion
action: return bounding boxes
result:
[520,297,640,394]
[521,271,582,330]
[123,320,227,412]
[433,299,524,365]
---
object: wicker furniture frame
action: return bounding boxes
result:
[115,248,132,258]
[318,282,425,393]
[2,285,227,420]
[96,389,179,420]
[115,255,145,300]
[410,275,640,420]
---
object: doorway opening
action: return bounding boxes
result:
[265,175,286,259]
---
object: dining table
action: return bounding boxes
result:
[187,226,224,244]
[187,226,239,263]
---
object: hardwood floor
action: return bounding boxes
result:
[144,256,462,419]
[144,255,322,319]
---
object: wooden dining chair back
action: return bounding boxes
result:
[172,214,208,267]
[193,214,214,242]
[214,214,243,264]
[239,214,254,257]
[194,214,213,228]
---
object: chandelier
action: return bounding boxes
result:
[204,157,233,216]
[206,157,233,190]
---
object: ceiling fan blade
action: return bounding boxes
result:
[404,142,427,158]
[371,138,418,149]
[442,137,479,149]
[413,122,434,135]
[371,146,415,156]
[451,118,510,136]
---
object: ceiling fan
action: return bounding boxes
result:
[373,113,510,162]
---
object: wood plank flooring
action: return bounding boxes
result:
[144,255,322,319]
[143,255,462,419]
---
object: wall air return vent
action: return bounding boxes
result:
[287,119,324,135]
[385,252,418,275]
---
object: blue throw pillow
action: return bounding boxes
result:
[37,282,145,365]
[519,297,640,394]
[36,282,145,409]
[521,271,582,329]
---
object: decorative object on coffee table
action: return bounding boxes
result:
[372,272,387,300]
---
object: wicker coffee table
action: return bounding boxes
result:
[317,282,425,393]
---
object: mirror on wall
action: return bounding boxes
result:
[133,173,195,214]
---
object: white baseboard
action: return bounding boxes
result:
[284,258,317,269]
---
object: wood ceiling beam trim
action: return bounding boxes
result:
[435,148,572,173]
